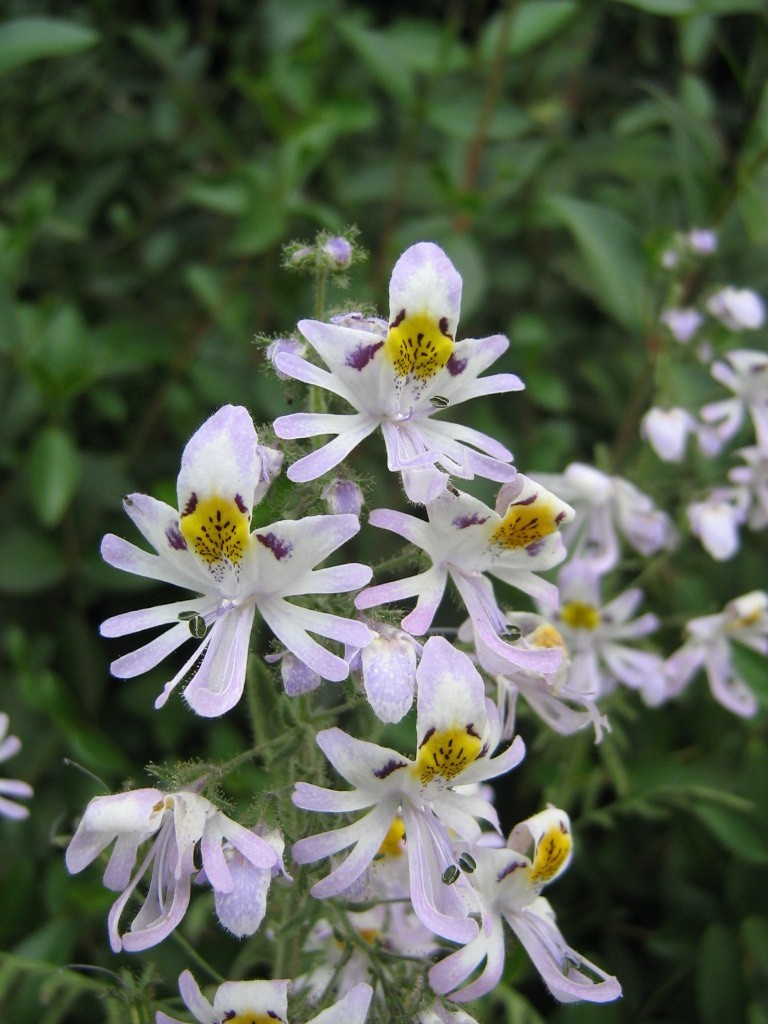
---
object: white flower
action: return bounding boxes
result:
[700,349,768,452]
[641,407,697,462]
[707,287,766,331]
[664,591,767,717]
[273,242,524,503]
[100,405,373,716]
[0,713,33,820]
[660,308,704,344]
[687,487,749,561]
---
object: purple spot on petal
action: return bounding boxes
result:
[374,758,408,779]
[166,525,187,551]
[497,859,527,883]
[182,492,198,517]
[452,513,489,529]
[525,538,546,557]
[391,309,406,329]
[556,509,567,524]
[418,726,435,749]
[446,353,468,376]
[511,492,537,508]
[466,722,480,739]
[235,493,247,514]
[438,316,453,338]
[345,339,384,371]
[257,532,293,560]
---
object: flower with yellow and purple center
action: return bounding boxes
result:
[100,405,373,716]
[65,786,279,952]
[292,637,525,943]
[0,713,33,820]
[354,477,573,675]
[429,808,621,1005]
[664,590,768,717]
[546,560,664,705]
[156,971,372,1024]
[534,463,676,572]
[273,242,523,504]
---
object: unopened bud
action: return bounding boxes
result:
[322,236,353,269]
[322,478,364,516]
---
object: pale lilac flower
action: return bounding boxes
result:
[322,235,354,269]
[419,1004,480,1024]
[660,308,704,344]
[707,287,766,331]
[355,477,573,676]
[157,971,372,1024]
[322,477,364,516]
[100,405,373,716]
[273,242,523,503]
[429,808,621,1004]
[347,621,422,724]
[0,713,33,820]
[550,561,664,705]
[292,637,526,943]
[641,407,698,463]
[460,615,608,740]
[687,487,749,561]
[700,349,768,451]
[533,463,676,572]
[664,591,767,717]
[198,828,288,938]
[687,228,717,255]
[661,249,679,270]
[267,337,308,380]
[65,787,278,952]
[730,446,768,530]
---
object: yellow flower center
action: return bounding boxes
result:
[378,816,406,857]
[528,623,568,651]
[560,601,601,631]
[384,312,453,380]
[180,495,250,567]
[358,927,381,945]
[413,726,482,785]
[491,493,563,550]
[528,822,572,885]
[223,1014,281,1024]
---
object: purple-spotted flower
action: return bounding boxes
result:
[292,637,525,943]
[0,713,33,820]
[65,787,278,952]
[534,463,676,572]
[157,971,372,1024]
[355,477,573,676]
[273,242,523,504]
[664,591,768,717]
[429,808,621,1004]
[100,405,373,716]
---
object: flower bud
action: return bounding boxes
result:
[322,235,353,269]
[322,477,364,516]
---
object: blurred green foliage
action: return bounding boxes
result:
[1,1,767,1022]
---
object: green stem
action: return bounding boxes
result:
[170,930,225,984]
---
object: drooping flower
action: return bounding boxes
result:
[0,713,33,820]
[347,621,422,724]
[100,405,373,716]
[429,808,622,1004]
[641,407,698,463]
[156,971,372,1024]
[700,349,768,452]
[533,462,676,572]
[706,287,766,332]
[273,242,524,503]
[355,477,573,676]
[65,787,278,952]
[292,637,525,943]
[686,486,749,561]
[664,591,767,717]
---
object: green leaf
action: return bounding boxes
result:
[0,18,98,76]
[609,0,763,14]
[543,193,646,332]
[509,1,579,55]
[0,527,67,594]
[686,798,768,865]
[27,426,81,528]
[696,923,747,1024]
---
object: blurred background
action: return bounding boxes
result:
[1,1,767,1022]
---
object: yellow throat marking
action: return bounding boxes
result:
[224,1014,282,1024]
[180,496,250,566]
[385,312,453,380]
[560,601,601,631]
[491,494,562,550]
[529,823,572,885]
[529,623,568,651]
[414,726,482,785]
[378,816,406,858]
